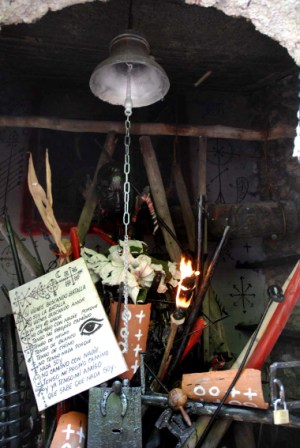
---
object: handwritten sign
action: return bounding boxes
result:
[9,258,127,411]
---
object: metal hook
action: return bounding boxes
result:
[273,378,286,405]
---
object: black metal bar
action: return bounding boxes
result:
[114,282,124,336]
[3,210,24,285]
[0,284,10,304]
[196,195,205,277]
[2,315,21,448]
[141,394,300,429]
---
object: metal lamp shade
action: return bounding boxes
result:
[89,31,170,108]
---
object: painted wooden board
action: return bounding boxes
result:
[9,258,127,411]
[50,411,87,448]
[110,301,151,380]
[182,368,268,409]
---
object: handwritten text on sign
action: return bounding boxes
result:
[9,258,127,411]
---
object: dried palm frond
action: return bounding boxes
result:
[28,150,68,259]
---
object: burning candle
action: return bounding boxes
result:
[174,257,200,318]
[151,257,199,391]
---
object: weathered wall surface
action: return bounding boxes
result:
[186,0,300,66]
[0,0,299,66]
[0,0,100,24]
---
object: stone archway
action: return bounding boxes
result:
[0,0,299,65]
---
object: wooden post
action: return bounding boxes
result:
[139,136,181,262]
[77,132,117,244]
[173,161,195,251]
[234,422,256,448]
[197,136,207,197]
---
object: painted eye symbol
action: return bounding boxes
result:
[80,318,103,335]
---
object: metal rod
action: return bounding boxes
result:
[114,282,124,336]
[195,195,205,294]
[141,394,300,429]
[0,284,10,304]
[2,315,21,448]
[3,210,24,285]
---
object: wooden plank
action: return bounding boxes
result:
[140,136,181,262]
[0,116,295,141]
[173,161,195,251]
[77,132,117,243]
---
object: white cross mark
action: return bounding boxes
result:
[243,388,257,400]
[133,344,142,357]
[131,359,139,374]
[136,310,146,324]
[76,425,86,443]
[230,387,241,398]
[62,424,75,440]
[135,329,143,341]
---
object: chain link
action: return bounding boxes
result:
[121,71,133,353]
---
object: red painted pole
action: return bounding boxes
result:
[246,262,300,369]
[70,226,81,260]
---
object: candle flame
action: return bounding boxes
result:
[176,257,200,309]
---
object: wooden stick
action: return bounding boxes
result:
[159,315,185,379]
[0,116,295,141]
[140,136,181,262]
[77,132,117,243]
[173,161,195,251]
[194,71,213,87]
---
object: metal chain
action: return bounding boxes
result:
[121,64,133,353]
[293,71,300,161]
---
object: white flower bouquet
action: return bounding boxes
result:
[82,240,181,303]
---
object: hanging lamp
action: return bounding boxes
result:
[89,30,170,108]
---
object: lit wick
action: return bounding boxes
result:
[151,258,199,391]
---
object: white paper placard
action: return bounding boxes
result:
[9,258,128,411]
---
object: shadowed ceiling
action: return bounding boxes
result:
[0,0,297,102]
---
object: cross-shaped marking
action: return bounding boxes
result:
[243,243,252,253]
[230,387,241,398]
[133,344,142,357]
[243,388,257,400]
[135,329,143,341]
[62,423,75,440]
[76,425,86,443]
[131,359,139,374]
[136,310,146,324]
